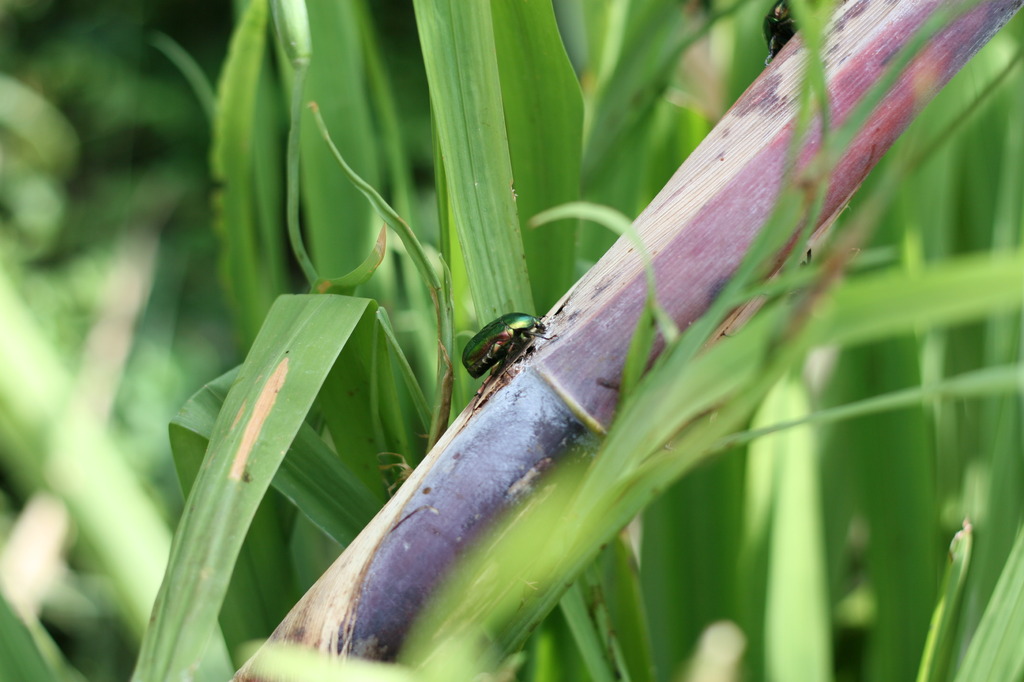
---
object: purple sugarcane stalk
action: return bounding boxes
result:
[236,0,1022,674]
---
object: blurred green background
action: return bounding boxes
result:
[1,0,236,677]
[1,0,1023,680]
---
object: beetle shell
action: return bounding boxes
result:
[763,0,796,65]
[462,313,546,379]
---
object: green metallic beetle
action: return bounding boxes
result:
[763,0,796,65]
[462,313,546,379]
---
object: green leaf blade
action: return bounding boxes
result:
[135,294,372,680]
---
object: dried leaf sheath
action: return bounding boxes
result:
[236,0,1022,673]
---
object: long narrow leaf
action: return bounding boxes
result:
[0,589,61,682]
[210,0,277,343]
[135,295,372,680]
[953,525,1024,682]
[917,522,973,682]
[492,0,583,311]
[169,367,381,548]
[412,0,534,321]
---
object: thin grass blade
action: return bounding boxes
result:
[952,525,1024,682]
